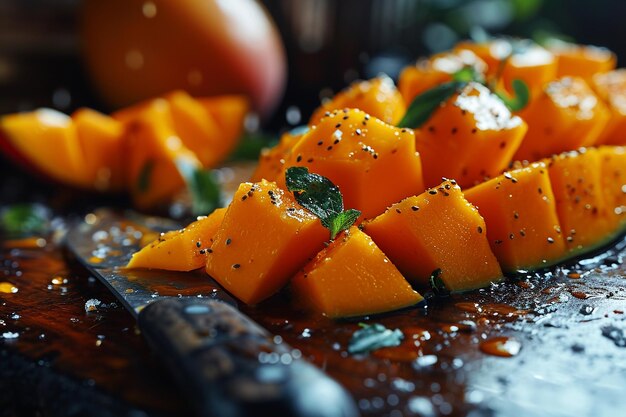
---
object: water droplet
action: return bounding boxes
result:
[0,282,18,294]
[1,331,19,339]
[480,337,521,357]
[142,1,157,18]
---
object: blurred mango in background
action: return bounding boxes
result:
[80,0,287,116]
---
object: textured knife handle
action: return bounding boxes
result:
[138,298,359,417]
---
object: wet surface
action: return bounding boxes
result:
[2,207,626,417]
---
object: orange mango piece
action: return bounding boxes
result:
[592,70,626,145]
[205,180,327,305]
[399,49,487,104]
[196,95,249,162]
[309,76,406,126]
[364,180,502,292]
[455,39,557,99]
[415,82,527,188]
[250,127,306,182]
[291,227,423,318]
[127,208,226,271]
[125,101,202,210]
[548,41,616,82]
[278,109,424,219]
[598,146,626,231]
[72,108,125,191]
[0,108,86,187]
[546,149,614,254]
[464,162,566,272]
[514,77,610,162]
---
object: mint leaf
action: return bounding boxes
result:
[137,160,154,193]
[452,66,483,84]
[495,79,530,112]
[0,204,49,237]
[348,323,404,355]
[429,268,450,297]
[328,209,361,240]
[175,158,222,216]
[397,81,466,129]
[285,167,361,240]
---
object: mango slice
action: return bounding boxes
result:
[125,101,202,209]
[291,227,423,318]
[0,109,86,187]
[196,95,249,162]
[309,76,406,126]
[127,208,226,271]
[464,162,566,273]
[399,49,487,104]
[278,109,424,219]
[592,70,626,146]
[72,108,125,191]
[548,41,616,82]
[515,77,610,162]
[455,39,557,99]
[205,180,327,305]
[251,128,306,182]
[546,149,614,254]
[598,146,626,230]
[415,82,527,188]
[364,180,502,292]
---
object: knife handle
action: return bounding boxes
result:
[138,298,359,417]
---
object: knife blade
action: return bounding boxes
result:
[65,209,359,417]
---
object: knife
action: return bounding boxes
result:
[65,209,359,417]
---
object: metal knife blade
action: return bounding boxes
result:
[65,209,359,417]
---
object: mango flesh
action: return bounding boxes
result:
[398,49,487,104]
[291,227,423,318]
[0,109,86,187]
[546,149,614,254]
[515,77,610,162]
[455,39,557,99]
[415,82,527,188]
[125,101,202,210]
[464,162,566,273]
[72,108,125,191]
[126,208,226,271]
[250,128,306,182]
[364,180,502,292]
[309,76,406,126]
[196,95,249,162]
[278,109,424,219]
[205,180,327,305]
[592,70,626,146]
[598,146,626,230]
[548,41,616,82]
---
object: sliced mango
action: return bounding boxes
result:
[598,146,626,230]
[125,101,202,210]
[278,109,424,219]
[546,149,614,254]
[399,49,487,104]
[72,108,125,191]
[291,227,423,318]
[515,77,610,162]
[205,180,327,305]
[415,82,527,188]
[196,95,249,161]
[464,162,566,273]
[309,76,406,126]
[0,109,86,187]
[250,128,306,182]
[364,180,502,292]
[548,41,616,82]
[127,208,226,271]
[592,70,626,146]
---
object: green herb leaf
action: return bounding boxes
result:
[328,209,361,240]
[0,204,49,237]
[285,167,361,239]
[175,158,222,216]
[348,323,404,355]
[495,79,530,112]
[397,81,466,129]
[429,268,450,297]
[137,160,154,193]
[452,66,483,84]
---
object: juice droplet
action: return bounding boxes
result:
[0,282,18,294]
[480,337,521,357]
[88,256,103,264]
